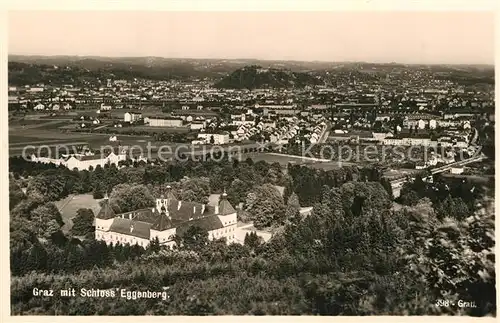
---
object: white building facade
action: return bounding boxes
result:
[95,190,238,248]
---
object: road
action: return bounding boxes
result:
[390,153,488,187]
[318,122,331,144]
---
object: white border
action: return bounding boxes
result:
[1,1,498,322]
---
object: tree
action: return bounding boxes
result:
[109,184,155,213]
[380,178,394,199]
[26,174,67,202]
[339,182,392,215]
[435,196,470,221]
[119,166,145,184]
[244,231,263,250]
[9,181,26,210]
[404,197,495,316]
[179,225,209,250]
[246,184,285,229]
[285,192,301,224]
[26,242,48,272]
[29,202,64,239]
[147,236,161,253]
[71,208,95,236]
[93,183,105,199]
[10,215,37,251]
[178,177,210,204]
[400,189,419,206]
[227,178,251,206]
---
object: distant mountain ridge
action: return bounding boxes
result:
[214,65,323,89]
[8,55,494,87]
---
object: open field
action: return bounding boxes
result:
[244,152,306,166]
[308,161,358,170]
[9,119,50,127]
[9,118,68,129]
[8,136,94,146]
[9,116,155,156]
[9,128,110,156]
[241,152,359,169]
[9,135,62,145]
[54,194,103,233]
[9,129,102,144]
[383,168,421,180]
[25,107,169,119]
[101,125,190,134]
[242,152,308,166]
[38,115,76,120]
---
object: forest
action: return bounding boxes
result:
[9,156,496,315]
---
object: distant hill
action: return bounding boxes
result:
[7,56,314,86]
[7,60,229,86]
[8,55,494,86]
[214,65,323,89]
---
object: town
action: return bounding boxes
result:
[9,57,495,316]
[9,61,494,183]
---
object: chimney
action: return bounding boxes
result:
[177,200,182,210]
[193,206,196,214]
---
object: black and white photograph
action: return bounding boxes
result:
[4,1,497,318]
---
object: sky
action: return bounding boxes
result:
[8,11,495,64]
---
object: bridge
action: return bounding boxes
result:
[390,152,488,197]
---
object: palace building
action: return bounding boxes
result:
[30,147,127,171]
[95,187,238,248]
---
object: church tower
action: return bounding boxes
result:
[151,185,176,247]
[155,185,174,214]
[95,192,116,241]
[216,189,237,227]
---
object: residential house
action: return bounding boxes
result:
[197,132,230,145]
[34,103,45,110]
[124,112,143,123]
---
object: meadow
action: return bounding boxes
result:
[54,194,103,233]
